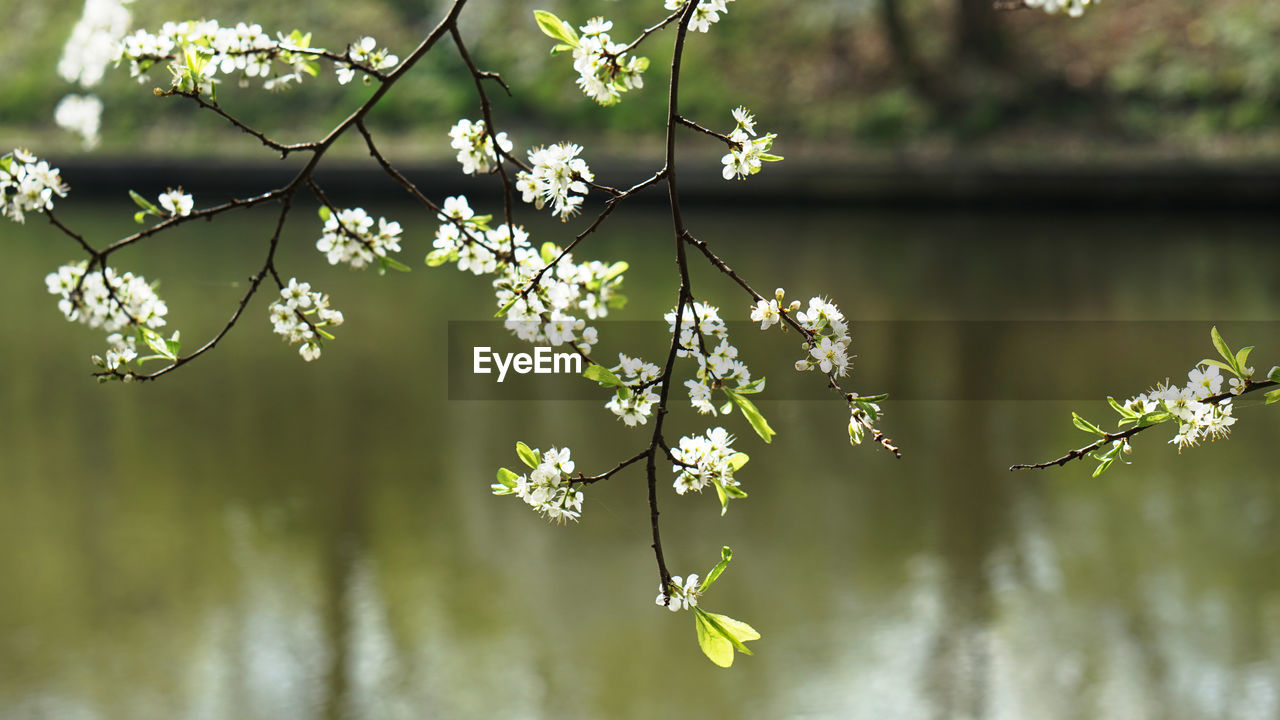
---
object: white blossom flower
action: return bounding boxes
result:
[721,107,781,180]
[655,573,701,611]
[1187,365,1223,399]
[569,18,648,106]
[496,445,585,522]
[268,278,342,361]
[54,94,104,150]
[316,207,403,269]
[671,427,742,496]
[336,36,398,85]
[157,187,193,217]
[59,0,132,88]
[2,150,69,223]
[750,298,780,329]
[516,143,594,220]
[1023,0,1097,17]
[449,118,514,175]
[665,0,736,33]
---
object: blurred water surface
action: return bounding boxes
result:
[2,202,1279,719]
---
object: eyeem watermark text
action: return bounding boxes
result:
[473,346,583,382]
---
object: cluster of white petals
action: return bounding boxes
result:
[55,95,105,150]
[656,574,701,612]
[59,0,132,88]
[1024,0,1098,17]
[793,296,852,378]
[516,143,594,220]
[45,261,169,334]
[1,150,68,224]
[268,278,344,362]
[448,118,513,175]
[498,447,585,523]
[336,36,398,85]
[722,107,780,180]
[606,354,662,426]
[426,195,622,355]
[664,0,736,34]
[670,427,744,497]
[118,20,323,91]
[572,18,648,106]
[1121,364,1240,451]
[667,301,755,415]
[316,207,403,269]
[158,188,194,217]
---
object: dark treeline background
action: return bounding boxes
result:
[4,0,1280,162]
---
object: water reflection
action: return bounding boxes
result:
[2,205,1278,718]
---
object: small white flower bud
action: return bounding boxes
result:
[122,372,135,383]
[91,354,105,368]
[788,300,801,312]
[775,287,785,302]
[795,359,809,372]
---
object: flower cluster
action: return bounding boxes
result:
[117,21,322,91]
[426,196,623,355]
[45,261,169,334]
[59,0,132,88]
[656,574,701,612]
[571,18,648,106]
[1,150,68,224]
[1024,0,1098,17]
[267,278,344,362]
[316,207,403,270]
[664,0,736,34]
[721,107,781,180]
[55,95,105,150]
[666,302,757,415]
[793,296,852,378]
[492,445,585,523]
[670,427,749,512]
[448,119,513,175]
[605,354,662,426]
[336,36,398,85]
[516,143,594,221]
[1119,364,1239,451]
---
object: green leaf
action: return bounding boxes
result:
[713,481,729,516]
[700,546,733,593]
[1136,411,1171,427]
[379,256,411,273]
[723,485,748,499]
[1107,396,1134,418]
[694,607,758,664]
[1236,346,1254,372]
[607,294,628,310]
[139,327,175,361]
[694,609,734,668]
[758,153,784,162]
[494,296,517,318]
[425,249,455,268]
[727,390,775,444]
[496,467,520,488]
[1092,458,1114,478]
[533,10,579,47]
[540,241,558,264]
[318,205,331,222]
[516,441,540,469]
[718,400,733,416]
[129,189,160,214]
[550,42,575,55]
[855,400,879,422]
[1269,366,1280,383]
[583,364,625,388]
[1210,326,1236,371]
[133,211,148,224]
[727,452,749,471]
[1199,359,1235,374]
[1071,412,1106,437]
[601,261,629,284]
[315,327,335,341]
[1265,389,1280,405]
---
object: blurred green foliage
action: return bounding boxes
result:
[5,0,1280,159]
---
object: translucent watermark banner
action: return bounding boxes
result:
[447,321,1280,401]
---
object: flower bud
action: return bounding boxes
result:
[788,300,801,312]
[91,354,105,368]
[794,359,809,372]
[775,287,785,302]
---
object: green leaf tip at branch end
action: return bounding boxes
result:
[694,607,760,668]
[516,441,540,469]
[533,10,580,48]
